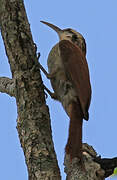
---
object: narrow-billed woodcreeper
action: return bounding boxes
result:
[40,21,92,162]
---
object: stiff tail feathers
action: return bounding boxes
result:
[65,101,83,161]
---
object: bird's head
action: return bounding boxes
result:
[40,21,86,55]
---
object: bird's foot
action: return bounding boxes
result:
[43,85,58,100]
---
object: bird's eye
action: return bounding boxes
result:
[66,35,71,38]
[72,34,78,41]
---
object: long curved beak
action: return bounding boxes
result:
[40,21,62,36]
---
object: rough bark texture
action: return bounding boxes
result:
[0,0,60,179]
[64,144,105,180]
[64,143,117,179]
[0,77,15,96]
[0,0,117,180]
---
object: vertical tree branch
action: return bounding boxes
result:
[0,0,61,179]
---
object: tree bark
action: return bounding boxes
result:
[0,77,15,96]
[0,0,61,179]
[0,0,116,180]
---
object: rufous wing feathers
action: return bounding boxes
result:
[59,40,91,120]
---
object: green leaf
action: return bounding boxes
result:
[111,167,117,177]
[113,168,117,175]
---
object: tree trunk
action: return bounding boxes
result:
[0,0,61,179]
[0,0,116,180]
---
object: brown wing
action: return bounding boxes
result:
[59,40,91,120]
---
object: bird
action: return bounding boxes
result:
[40,21,92,162]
